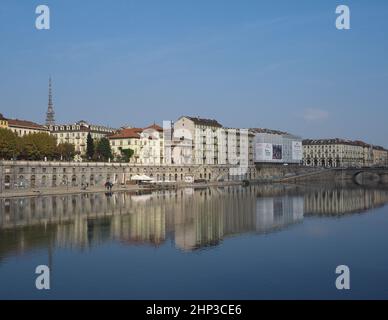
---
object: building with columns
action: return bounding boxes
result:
[303,138,388,168]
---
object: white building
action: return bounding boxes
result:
[173,116,223,165]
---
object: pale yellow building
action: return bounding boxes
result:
[48,120,116,154]
[303,138,387,168]
[6,117,49,136]
[109,124,164,164]
[372,146,388,166]
[0,113,9,129]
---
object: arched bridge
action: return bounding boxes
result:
[279,167,388,185]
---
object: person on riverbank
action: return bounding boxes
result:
[105,181,113,191]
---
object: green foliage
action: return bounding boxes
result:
[19,132,57,160]
[0,129,75,161]
[95,137,112,161]
[0,128,19,159]
[56,142,76,161]
[86,132,94,160]
[120,148,134,162]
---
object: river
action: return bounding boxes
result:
[1,183,388,299]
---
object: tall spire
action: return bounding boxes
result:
[45,76,55,126]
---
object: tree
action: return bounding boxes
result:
[56,142,76,161]
[19,132,57,160]
[86,132,94,160]
[120,148,134,162]
[96,137,112,162]
[0,128,19,159]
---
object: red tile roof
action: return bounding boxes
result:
[145,123,163,132]
[7,118,48,130]
[109,128,142,139]
[110,124,163,139]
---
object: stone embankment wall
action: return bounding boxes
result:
[254,163,323,181]
[1,161,341,193]
[0,161,259,192]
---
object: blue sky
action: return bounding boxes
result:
[0,0,387,146]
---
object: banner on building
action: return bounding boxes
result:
[255,143,273,161]
[272,145,283,160]
[292,141,303,161]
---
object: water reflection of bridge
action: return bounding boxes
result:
[1,184,388,260]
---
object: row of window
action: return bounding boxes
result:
[111,140,163,146]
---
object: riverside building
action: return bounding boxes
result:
[172,116,224,165]
[171,116,255,167]
[109,124,164,164]
[302,138,388,168]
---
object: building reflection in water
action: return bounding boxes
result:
[1,184,388,261]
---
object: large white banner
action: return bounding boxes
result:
[256,143,273,161]
[292,141,303,161]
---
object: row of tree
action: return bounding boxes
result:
[0,129,76,161]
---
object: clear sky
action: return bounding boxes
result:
[0,0,387,146]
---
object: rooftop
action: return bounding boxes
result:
[109,123,164,139]
[302,138,387,150]
[48,120,116,132]
[250,128,301,139]
[109,128,142,139]
[183,116,223,128]
[144,123,163,132]
[7,118,48,131]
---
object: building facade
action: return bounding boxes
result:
[372,146,388,166]
[3,115,49,136]
[172,116,255,167]
[252,128,303,165]
[109,124,164,164]
[303,138,388,168]
[48,120,116,155]
[173,116,223,165]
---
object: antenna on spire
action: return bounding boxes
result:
[45,76,55,126]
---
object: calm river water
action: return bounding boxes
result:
[1,184,388,299]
